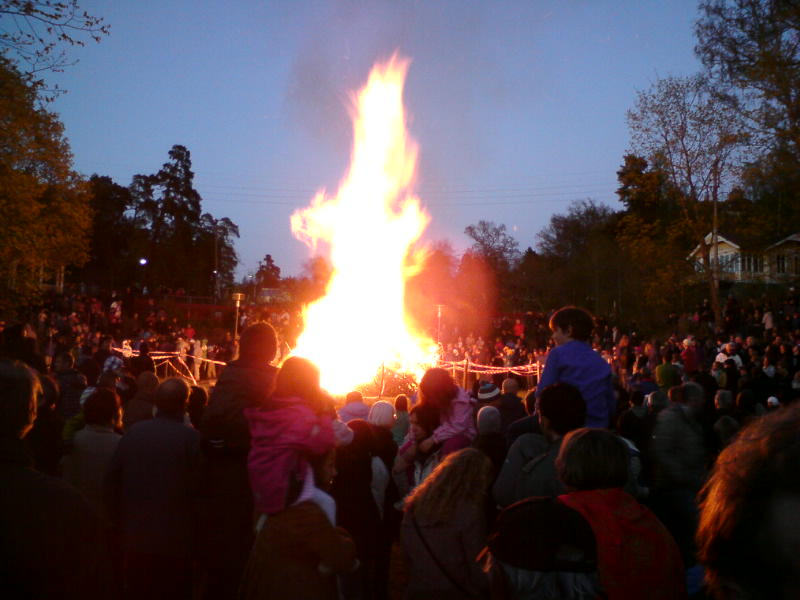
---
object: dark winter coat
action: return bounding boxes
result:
[239,500,357,600]
[105,414,201,557]
[490,393,527,434]
[55,368,88,419]
[1,438,110,598]
[198,357,277,597]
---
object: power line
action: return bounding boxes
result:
[202,186,619,208]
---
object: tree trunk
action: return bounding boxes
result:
[57,265,65,294]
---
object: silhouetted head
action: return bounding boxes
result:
[274,356,325,411]
[537,382,586,436]
[394,394,409,412]
[549,307,595,342]
[419,368,458,415]
[557,428,629,491]
[83,388,120,427]
[239,322,278,363]
[155,377,190,418]
[0,360,40,439]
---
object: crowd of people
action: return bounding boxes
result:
[1,285,800,598]
[440,288,799,372]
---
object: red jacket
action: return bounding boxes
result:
[559,489,686,600]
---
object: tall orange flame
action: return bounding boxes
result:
[290,55,435,394]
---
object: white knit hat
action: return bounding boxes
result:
[368,400,396,427]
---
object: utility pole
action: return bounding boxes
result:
[436,304,444,346]
[712,160,720,291]
[213,220,219,301]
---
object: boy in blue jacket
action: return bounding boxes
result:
[536,306,615,428]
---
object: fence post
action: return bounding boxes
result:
[527,356,533,389]
[463,357,469,389]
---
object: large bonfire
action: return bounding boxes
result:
[290,55,436,394]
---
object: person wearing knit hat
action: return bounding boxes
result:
[103,355,124,376]
[477,405,502,435]
[366,401,403,597]
[368,400,396,429]
[366,402,400,514]
[474,405,506,475]
[477,382,500,404]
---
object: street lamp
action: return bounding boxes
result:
[232,292,245,340]
[138,258,149,294]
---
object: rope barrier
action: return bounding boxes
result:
[116,345,200,385]
[437,359,543,378]
[114,346,543,386]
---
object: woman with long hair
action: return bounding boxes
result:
[401,448,493,599]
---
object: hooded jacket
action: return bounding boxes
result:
[245,397,334,515]
[431,387,477,444]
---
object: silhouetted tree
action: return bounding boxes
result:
[464,220,521,274]
[0,0,109,96]
[256,254,281,289]
[0,57,91,314]
[124,145,238,294]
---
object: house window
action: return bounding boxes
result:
[776,254,786,274]
[741,254,762,273]
[718,254,736,272]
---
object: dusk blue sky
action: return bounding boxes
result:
[47,1,701,278]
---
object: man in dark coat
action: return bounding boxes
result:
[493,382,586,508]
[105,377,201,600]
[0,360,109,599]
[198,322,278,599]
[649,381,707,569]
[53,351,88,419]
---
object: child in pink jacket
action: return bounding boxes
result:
[415,368,476,456]
[245,357,336,515]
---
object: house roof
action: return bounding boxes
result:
[688,232,740,260]
[765,232,800,252]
